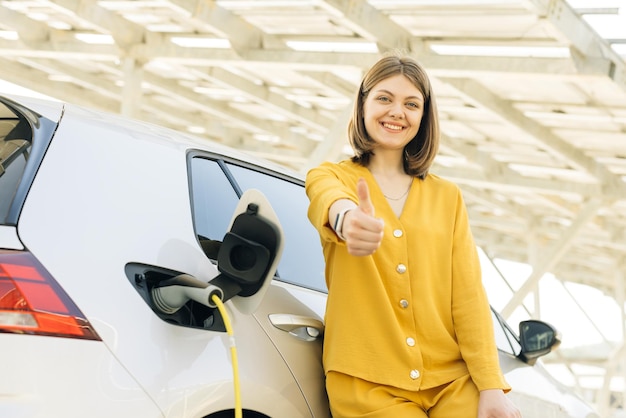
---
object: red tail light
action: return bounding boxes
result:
[0,250,100,340]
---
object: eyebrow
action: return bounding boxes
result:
[374,89,424,102]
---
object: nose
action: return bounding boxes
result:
[388,102,404,119]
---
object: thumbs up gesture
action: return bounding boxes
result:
[340,178,384,256]
[356,177,376,217]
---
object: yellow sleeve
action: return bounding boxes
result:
[451,190,511,392]
[305,162,358,243]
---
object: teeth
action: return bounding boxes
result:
[383,123,402,131]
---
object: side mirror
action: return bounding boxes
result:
[518,320,561,365]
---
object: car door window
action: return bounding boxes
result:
[189,157,240,244]
[225,163,327,293]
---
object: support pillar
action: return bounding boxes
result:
[120,56,144,119]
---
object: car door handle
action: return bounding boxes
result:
[268,314,324,341]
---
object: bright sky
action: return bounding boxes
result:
[480,250,622,349]
[565,1,626,54]
[479,249,624,391]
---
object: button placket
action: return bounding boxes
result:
[391,224,420,384]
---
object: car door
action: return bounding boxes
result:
[210,159,331,417]
[189,154,330,417]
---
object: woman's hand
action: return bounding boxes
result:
[342,178,384,256]
[477,389,521,418]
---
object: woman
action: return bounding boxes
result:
[305,54,521,418]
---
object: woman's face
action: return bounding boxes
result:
[363,74,424,152]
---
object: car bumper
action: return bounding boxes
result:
[0,334,164,418]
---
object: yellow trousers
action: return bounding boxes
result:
[326,371,479,418]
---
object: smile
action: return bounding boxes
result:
[382,122,404,131]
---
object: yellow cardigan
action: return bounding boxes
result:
[305,160,510,392]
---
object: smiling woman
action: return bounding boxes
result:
[305,54,521,418]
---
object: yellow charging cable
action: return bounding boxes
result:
[211,294,242,418]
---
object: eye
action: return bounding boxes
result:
[406,101,422,109]
[376,95,391,103]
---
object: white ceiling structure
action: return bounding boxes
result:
[1,0,626,414]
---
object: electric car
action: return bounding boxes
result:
[0,94,599,417]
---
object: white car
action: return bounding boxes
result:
[0,94,599,418]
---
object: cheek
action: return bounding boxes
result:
[363,98,385,117]
[410,113,424,130]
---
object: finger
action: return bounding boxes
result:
[345,220,384,257]
[347,238,381,256]
[356,178,375,216]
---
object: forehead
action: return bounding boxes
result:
[370,74,423,99]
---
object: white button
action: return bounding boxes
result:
[406,337,415,347]
[396,264,406,274]
[400,299,409,308]
[410,369,420,380]
[393,229,403,238]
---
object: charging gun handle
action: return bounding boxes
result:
[151,274,224,314]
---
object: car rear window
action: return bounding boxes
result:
[0,97,57,226]
[0,101,32,224]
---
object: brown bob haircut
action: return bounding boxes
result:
[348,54,440,179]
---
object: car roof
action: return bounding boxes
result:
[3,94,305,182]
[1,94,64,123]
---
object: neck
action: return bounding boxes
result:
[367,150,405,178]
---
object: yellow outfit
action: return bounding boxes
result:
[306,160,510,397]
[326,371,479,418]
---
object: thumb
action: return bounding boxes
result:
[357,178,375,216]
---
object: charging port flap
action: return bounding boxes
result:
[218,188,284,315]
[131,188,284,323]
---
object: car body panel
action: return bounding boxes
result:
[0,334,164,417]
[253,284,329,417]
[500,354,599,418]
[14,103,314,417]
[0,225,22,249]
